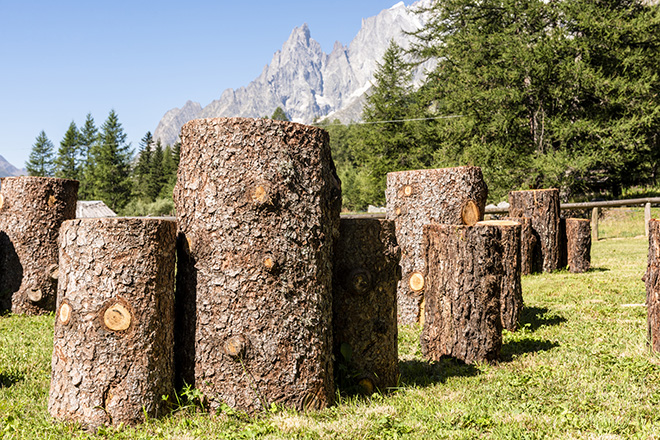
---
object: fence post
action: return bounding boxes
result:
[591,207,599,242]
[646,202,652,237]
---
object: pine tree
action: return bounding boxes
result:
[134,131,153,200]
[88,110,133,211]
[78,113,99,199]
[146,140,165,201]
[54,121,79,180]
[26,131,55,177]
[271,107,289,121]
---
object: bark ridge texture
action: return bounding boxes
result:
[565,218,591,273]
[48,218,176,430]
[0,176,78,314]
[174,117,341,413]
[647,219,660,353]
[385,167,488,325]
[421,224,503,364]
[503,216,537,275]
[333,218,400,393]
[508,189,560,273]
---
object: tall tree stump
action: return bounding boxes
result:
[476,220,523,331]
[565,218,591,273]
[48,218,176,430]
[333,218,400,393]
[0,176,78,314]
[385,167,488,324]
[503,216,538,275]
[421,224,503,364]
[646,219,660,353]
[174,118,341,413]
[508,189,561,273]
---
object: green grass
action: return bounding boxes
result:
[3,215,660,438]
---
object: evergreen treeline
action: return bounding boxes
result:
[26,110,179,216]
[325,0,660,211]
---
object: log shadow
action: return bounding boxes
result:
[174,233,197,390]
[587,267,609,273]
[499,337,559,363]
[0,231,22,314]
[398,357,480,387]
[518,306,567,331]
[0,370,25,388]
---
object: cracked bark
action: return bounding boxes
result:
[566,218,591,273]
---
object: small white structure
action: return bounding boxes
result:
[76,201,116,219]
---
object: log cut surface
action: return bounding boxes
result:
[48,217,176,430]
[333,218,400,393]
[385,167,488,324]
[174,117,341,413]
[421,224,503,364]
[0,176,78,314]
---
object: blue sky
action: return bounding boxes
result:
[0,1,409,169]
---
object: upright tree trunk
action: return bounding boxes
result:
[566,218,591,273]
[333,218,400,393]
[503,216,538,275]
[385,167,488,324]
[0,176,78,314]
[646,219,660,353]
[508,189,561,273]
[174,118,341,413]
[48,218,176,430]
[477,220,523,331]
[421,224,503,364]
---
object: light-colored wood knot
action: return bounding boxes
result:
[59,302,72,325]
[263,256,277,271]
[403,185,413,197]
[48,264,59,280]
[419,297,426,327]
[409,272,425,292]
[48,195,57,207]
[27,288,43,303]
[358,378,374,395]
[224,335,247,358]
[461,200,480,226]
[349,269,371,294]
[0,194,4,210]
[103,303,132,331]
[395,208,402,216]
[251,185,268,204]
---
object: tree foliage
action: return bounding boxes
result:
[54,121,79,180]
[26,131,55,177]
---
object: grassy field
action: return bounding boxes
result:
[2,209,660,439]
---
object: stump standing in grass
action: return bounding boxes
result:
[0,176,78,314]
[48,218,176,430]
[421,223,503,364]
[503,216,538,275]
[333,218,400,393]
[477,220,523,331]
[174,118,341,413]
[646,219,660,352]
[385,167,488,325]
[565,218,591,273]
[508,189,561,273]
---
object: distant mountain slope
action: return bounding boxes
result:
[0,155,26,178]
[153,0,431,146]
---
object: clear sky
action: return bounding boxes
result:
[0,1,409,169]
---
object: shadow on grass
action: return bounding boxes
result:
[0,370,25,388]
[519,306,567,331]
[398,357,480,387]
[499,337,559,362]
[587,267,609,273]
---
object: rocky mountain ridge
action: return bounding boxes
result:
[0,155,26,178]
[153,1,431,146]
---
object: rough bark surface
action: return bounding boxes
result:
[333,218,400,393]
[566,218,591,273]
[646,219,660,353]
[48,218,176,430]
[508,189,560,273]
[421,224,503,364]
[174,117,341,413]
[477,221,523,331]
[0,176,78,314]
[385,167,488,325]
[503,216,537,275]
